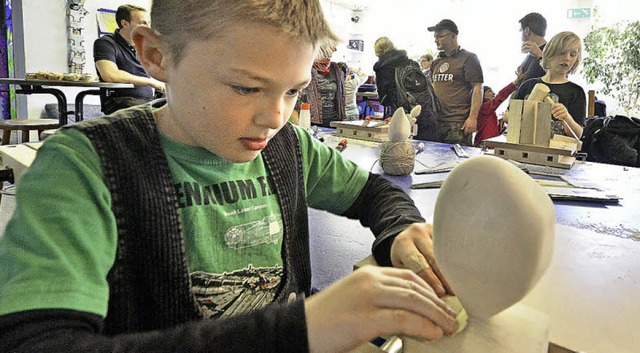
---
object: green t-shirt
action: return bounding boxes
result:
[0,121,367,319]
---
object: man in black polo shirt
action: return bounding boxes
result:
[93,4,165,115]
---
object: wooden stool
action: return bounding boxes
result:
[0,119,61,145]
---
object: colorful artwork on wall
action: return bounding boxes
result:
[97,8,117,37]
[1,0,14,120]
[67,0,89,73]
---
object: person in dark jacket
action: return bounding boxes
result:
[373,37,438,141]
[0,1,458,352]
[373,36,407,112]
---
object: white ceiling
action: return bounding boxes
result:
[328,0,468,11]
[327,0,377,11]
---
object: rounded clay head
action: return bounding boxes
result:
[388,107,411,141]
[433,156,555,319]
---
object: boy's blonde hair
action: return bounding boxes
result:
[374,37,396,57]
[151,0,339,64]
[541,31,582,75]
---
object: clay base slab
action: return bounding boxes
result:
[355,223,640,353]
[403,303,549,353]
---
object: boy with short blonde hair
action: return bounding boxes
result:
[517,31,585,138]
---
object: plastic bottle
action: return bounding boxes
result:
[299,102,311,129]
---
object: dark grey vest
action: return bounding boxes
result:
[67,104,310,334]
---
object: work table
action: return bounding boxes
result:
[310,131,640,353]
[0,129,638,352]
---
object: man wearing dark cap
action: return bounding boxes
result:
[517,12,547,86]
[428,19,484,146]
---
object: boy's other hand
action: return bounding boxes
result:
[304,266,457,353]
[551,103,570,122]
[390,223,454,297]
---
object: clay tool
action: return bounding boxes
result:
[412,142,430,168]
[451,144,469,158]
[411,180,445,189]
[379,336,402,353]
[414,162,458,175]
[415,142,425,154]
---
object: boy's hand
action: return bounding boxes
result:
[551,103,571,122]
[304,266,458,353]
[390,223,454,297]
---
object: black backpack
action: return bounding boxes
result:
[394,60,439,113]
[581,115,640,167]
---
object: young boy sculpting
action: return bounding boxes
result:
[0,1,457,352]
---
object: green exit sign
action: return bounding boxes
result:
[567,8,591,19]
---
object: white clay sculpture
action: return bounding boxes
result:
[404,155,556,353]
